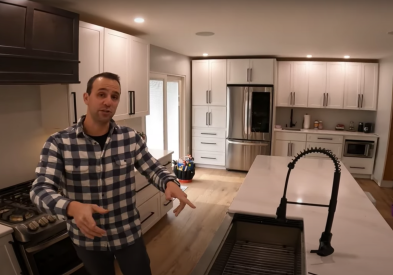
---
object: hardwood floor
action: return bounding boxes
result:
[115,168,393,275]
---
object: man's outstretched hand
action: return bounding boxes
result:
[165,182,196,216]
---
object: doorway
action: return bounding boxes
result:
[145,73,184,161]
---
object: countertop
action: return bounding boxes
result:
[229,156,393,274]
[274,128,379,137]
[0,224,13,238]
[147,149,174,161]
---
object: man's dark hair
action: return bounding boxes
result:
[86,72,121,95]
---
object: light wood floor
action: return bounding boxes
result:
[115,168,393,275]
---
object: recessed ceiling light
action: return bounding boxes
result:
[306,55,312,58]
[134,17,144,23]
[203,53,208,57]
[196,32,215,36]
[344,55,350,59]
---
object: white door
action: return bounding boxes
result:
[192,60,209,105]
[129,36,150,117]
[209,59,227,106]
[343,63,362,109]
[249,59,274,84]
[291,141,306,157]
[307,62,326,108]
[69,22,103,124]
[104,28,129,120]
[276,62,292,107]
[326,62,345,109]
[227,59,250,84]
[292,62,308,107]
[209,106,226,128]
[274,140,291,156]
[192,106,209,128]
[361,63,378,110]
[306,142,343,159]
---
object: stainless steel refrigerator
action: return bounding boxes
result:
[226,85,273,171]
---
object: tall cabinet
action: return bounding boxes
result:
[192,59,227,167]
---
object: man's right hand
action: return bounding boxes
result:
[67,201,109,240]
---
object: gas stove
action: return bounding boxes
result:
[0,180,66,243]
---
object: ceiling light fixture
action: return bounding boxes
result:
[196,32,215,36]
[134,17,144,23]
[203,53,208,57]
[344,55,350,59]
[306,55,312,58]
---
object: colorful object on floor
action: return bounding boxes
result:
[173,155,195,183]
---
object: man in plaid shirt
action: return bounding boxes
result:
[30,72,195,275]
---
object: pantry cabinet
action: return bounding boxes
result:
[192,106,226,128]
[227,59,274,85]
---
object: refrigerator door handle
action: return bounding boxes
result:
[244,87,248,137]
[248,88,252,137]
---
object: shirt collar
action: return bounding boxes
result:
[76,115,119,138]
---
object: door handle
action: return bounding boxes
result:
[128,91,135,115]
[358,94,360,108]
[287,142,291,156]
[201,142,217,145]
[290,143,293,156]
[71,92,77,124]
[206,112,208,126]
[206,90,208,103]
[247,68,250,82]
[209,90,211,103]
[349,166,365,169]
[326,93,329,106]
[361,94,364,108]
[290,92,293,105]
[250,68,252,82]
[293,92,296,105]
[201,157,216,159]
[209,112,212,126]
[141,212,155,224]
[323,93,326,107]
[201,133,216,135]
[317,137,333,140]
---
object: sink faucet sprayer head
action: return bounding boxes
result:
[276,147,341,257]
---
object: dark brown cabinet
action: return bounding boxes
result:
[0,0,80,84]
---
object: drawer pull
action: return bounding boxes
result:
[350,166,365,169]
[136,183,150,193]
[201,157,216,159]
[164,200,172,206]
[201,142,217,145]
[317,137,333,140]
[201,133,217,135]
[141,212,155,224]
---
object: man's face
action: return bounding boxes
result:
[84,77,120,124]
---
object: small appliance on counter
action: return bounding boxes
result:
[348,121,355,131]
[335,124,345,131]
[358,122,364,132]
[303,114,310,129]
[364,123,373,133]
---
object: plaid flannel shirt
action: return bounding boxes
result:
[30,116,180,251]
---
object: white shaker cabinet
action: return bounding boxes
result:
[274,140,306,157]
[0,233,21,275]
[307,62,327,108]
[277,62,308,107]
[326,62,345,109]
[227,59,274,85]
[192,59,226,106]
[343,62,362,110]
[276,62,292,106]
[361,63,378,110]
[192,106,226,128]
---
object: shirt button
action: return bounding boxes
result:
[102,193,105,197]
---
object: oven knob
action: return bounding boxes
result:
[32,221,39,228]
[28,222,38,231]
[38,217,48,227]
[46,215,56,223]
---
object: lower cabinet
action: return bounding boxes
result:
[341,157,374,175]
[139,193,160,234]
[0,233,21,275]
[274,140,306,157]
[192,128,226,167]
[305,142,343,159]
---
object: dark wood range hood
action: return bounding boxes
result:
[0,0,80,84]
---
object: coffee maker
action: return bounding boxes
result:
[364,123,373,133]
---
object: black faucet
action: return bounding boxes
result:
[289,108,297,128]
[276,148,341,257]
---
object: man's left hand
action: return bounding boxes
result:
[165,182,196,216]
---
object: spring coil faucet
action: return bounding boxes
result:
[276,147,341,256]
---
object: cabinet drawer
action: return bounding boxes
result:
[193,150,225,166]
[192,128,226,138]
[193,137,225,152]
[306,142,343,159]
[275,131,307,141]
[160,193,173,218]
[136,184,159,207]
[307,134,343,144]
[341,157,374,174]
[138,193,160,234]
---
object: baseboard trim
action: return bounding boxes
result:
[353,174,372,179]
[195,164,226,170]
[379,180,393,188]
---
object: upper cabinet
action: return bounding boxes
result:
[192,59,226,106]
[0,0,80,84]
[277,61,378,111]
[227,59,274,85]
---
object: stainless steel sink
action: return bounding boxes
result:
[191,214,306,275]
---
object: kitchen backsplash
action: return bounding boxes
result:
[275,107,377,131]
[116,117,144,133]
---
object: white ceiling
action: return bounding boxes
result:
[35,0,393,59]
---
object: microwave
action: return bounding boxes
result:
[344,140,374,158]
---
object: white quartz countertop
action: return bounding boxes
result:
[274,128,379,137]
[229,155,393,274]
[147,149,174,161]
[0,224,13,238]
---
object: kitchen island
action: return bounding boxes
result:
[192,155,393,274]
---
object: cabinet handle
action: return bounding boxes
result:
[201,133,217,135]
[206,112,208,126]
[317,137,333,140]
[129,91,135,115]
[293,92,295,105]
[287,143,291,156]
[323,93,326,107]
[136,183,150,193]
[358,94,360,108]
[290,92,293,105]
[209,90,211,103]
[209,112,212,126]
[350,166,365,169]
[164,200,172,206]
[71,92,77,124]
[247,68,249,82]
[250,68,252,82]
[201,157,216,159]
[361,94,364,108]
[201,142,217,145]
[326,93,329,106]
[206,90,208,103]
[141,212,155,224]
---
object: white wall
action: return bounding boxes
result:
[149,45,191,156]
[373,56,393,186]
[0,86,48,189]
[275,107,376,131]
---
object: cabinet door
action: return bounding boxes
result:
[306,142,343,159]
[209,59,227,106]
[292,62,308,107]
[129,36,150,117]
[277,62,292,106]
[361,63,378,110]
[308,62,326,108]
[343,63,361,109]
[0,234,21,275]
[291,141,306,156]
[326,62,345,109]
[192,106,209,127]
[192,60,209,105]
[69,22,103,124]
[227,59,250,84]
[274,140,291,156]
[209,106,226,128]
[249,59,274,84]
[104,28,129,120]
